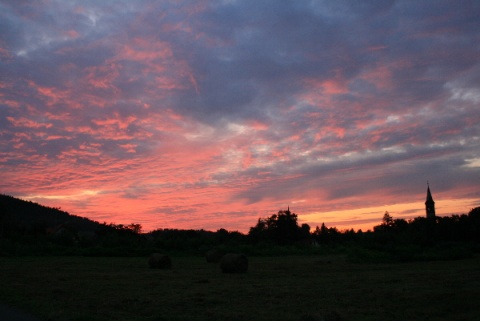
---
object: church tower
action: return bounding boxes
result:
[425,183,436,219]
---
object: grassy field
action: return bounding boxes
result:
[1,255,479,321]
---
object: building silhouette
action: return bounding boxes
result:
[425,183,436,219]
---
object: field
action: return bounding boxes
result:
[1,255,479,321]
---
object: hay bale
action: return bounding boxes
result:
[205,249,225,263]
[220,253,248,273]
[148,253,172,269]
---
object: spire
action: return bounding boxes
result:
[426,183,434,203]
[425,183,436,219]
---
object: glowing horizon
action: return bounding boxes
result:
[12,192,478,234]
[1,1,479,234]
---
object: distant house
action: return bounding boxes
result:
[425,184,436,219]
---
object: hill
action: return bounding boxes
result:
[0,194,103,236]
[0,194,142,256]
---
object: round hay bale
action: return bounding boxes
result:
[148,253,172,269]
[205,249,225,263]
[220,253,248,273]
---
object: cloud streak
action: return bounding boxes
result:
[1,0,479,232]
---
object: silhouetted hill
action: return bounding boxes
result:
[0,194,148,256]
[0,194,102,236]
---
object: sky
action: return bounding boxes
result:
[1,0,479,233]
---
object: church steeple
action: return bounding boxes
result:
[425,183,436,219]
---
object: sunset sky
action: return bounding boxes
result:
[1,1,479,233]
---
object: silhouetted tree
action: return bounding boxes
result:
[248,218,268,243]
[312,223,341,244]
[248,208,308,245]
[467,207,480,242]
[374,211,395,232]
[383,211,393,225]
[468,207,480,219]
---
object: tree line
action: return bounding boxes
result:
[1,194,479,260]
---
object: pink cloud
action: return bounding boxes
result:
[358,63,393,90]
[83,63,121,92]
[117,38,173,62]
[304,77,349,95]
[119,143,137,153]
[367,45,388,52]
[110,36,198,93]
[1,98,21,108]
[7,116,52,129]
[0,47,12,59]
[92,114,137,131]
[62,29,80,39]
